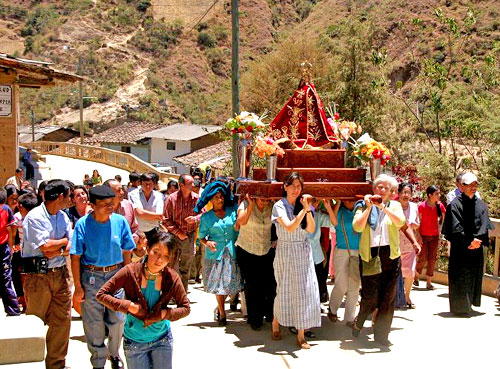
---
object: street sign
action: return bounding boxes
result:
[0,85,13,117]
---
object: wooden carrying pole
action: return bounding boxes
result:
[231,0,240,178]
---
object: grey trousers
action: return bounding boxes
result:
[170,232,196,291]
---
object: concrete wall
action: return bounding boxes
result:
[0,71,19,184]
[190,134,222,151]
[150,138,191,167]
[104,144,150,163]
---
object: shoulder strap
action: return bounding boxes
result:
[340,213,352,257]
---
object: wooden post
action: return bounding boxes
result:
[494,236,499,277]
[0,70,20,184]
[231,0,240,179]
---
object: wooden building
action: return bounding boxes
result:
[0,53,82,184]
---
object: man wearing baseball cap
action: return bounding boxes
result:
[442,172,493,316]
[71,186,136,369]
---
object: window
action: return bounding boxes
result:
[166,141,176,150]
[121,146,131,153]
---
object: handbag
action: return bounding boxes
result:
[340,214,360,279]
[361,206,384,277]
[361,251,381,276]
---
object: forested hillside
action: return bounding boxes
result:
[1,0,499,214]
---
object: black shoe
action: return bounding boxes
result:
[304,330,316,339]
[288,326,298,334]
[110,356,124,369]
[250,322,262,331]
[219,316,227,326]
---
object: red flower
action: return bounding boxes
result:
[238,127,245,133]
[334,113,340,120]
[246,125,253,132]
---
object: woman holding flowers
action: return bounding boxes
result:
[271,172,320,349]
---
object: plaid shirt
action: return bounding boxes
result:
[163,190,200,237]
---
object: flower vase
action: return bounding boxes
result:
[369,158,381,181]
[237,139,252,180]
[341,139,348,167]
[265,155,278,182]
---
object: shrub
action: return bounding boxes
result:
[213,25,229,42]
[21,5,60,37]
[136,0,151,12]
[206,48,229,76]
[197,32,216,48]
[195,22,209,32]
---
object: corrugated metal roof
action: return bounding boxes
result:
[18,125,65,143]
[141,123,222,141]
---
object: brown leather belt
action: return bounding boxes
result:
[83,264,120,272]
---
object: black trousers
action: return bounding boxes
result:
[315,246,330,301]
[24,161,35,180]
[356,245,400,341]
[236,246,276,325]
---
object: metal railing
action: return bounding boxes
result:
[23,141,179,183]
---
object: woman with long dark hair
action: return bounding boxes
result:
[415,185,446,290]
[271,172,319,349]
[96,231,190,369]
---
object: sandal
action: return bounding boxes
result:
[271,330,282,341]
[327,310,338,323]
[305,330,316,339]
[352,323,361,338]
[288,326,298,334]
[406,303,416,309]
[426,284,435,290]
[297,340,311,349]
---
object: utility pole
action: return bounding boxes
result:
[231,0,240,178]
[30,105,35,142]
[78,56,84,144]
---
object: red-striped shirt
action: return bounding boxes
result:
[163,190,199,237]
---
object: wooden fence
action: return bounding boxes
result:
[23,141,179,183]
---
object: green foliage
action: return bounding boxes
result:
[0,1,28,20]
[21,5,60,37]
[197,32,216,48]
[293,0,317,21]
[131,17,183,57]
[107,4,142,29]
[136,0,151,12]
[205,48,229,76]
[195,22,209,32]
[212,25,229,43]
[416,151,455,193]
[63,0,93,14]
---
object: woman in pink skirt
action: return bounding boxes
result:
[398,183,421,308]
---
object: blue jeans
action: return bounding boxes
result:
[124,330,173,369]
[81,267,125,368]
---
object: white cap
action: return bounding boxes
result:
[461,172,478,185]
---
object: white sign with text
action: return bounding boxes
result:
[0,85,13,117]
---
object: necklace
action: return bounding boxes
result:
[144,265,161,280]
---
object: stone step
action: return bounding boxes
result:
[236,180,372,199]
[277,149,345,168]
[253,167,366,182]
[0,314,46,365]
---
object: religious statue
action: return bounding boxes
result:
[269,61,339,149]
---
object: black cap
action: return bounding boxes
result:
[89,185,115,203]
